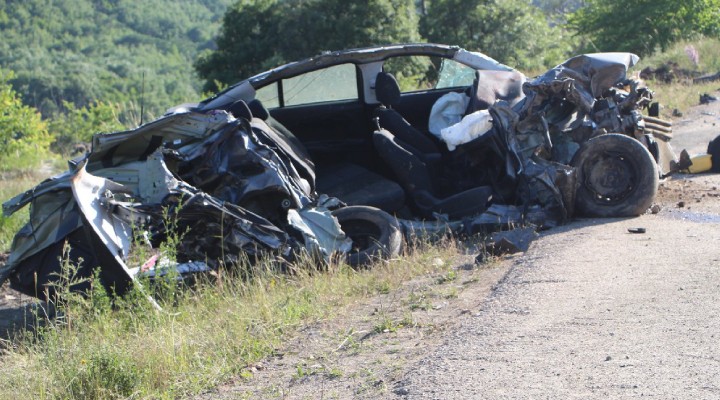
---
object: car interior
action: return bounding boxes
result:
[242,56,523,220]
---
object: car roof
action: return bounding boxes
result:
[196,43,514,112]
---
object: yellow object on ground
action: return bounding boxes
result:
[687,154,713,173]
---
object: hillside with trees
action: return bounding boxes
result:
[0,0,233,120]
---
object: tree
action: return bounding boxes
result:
[0,70,53,169]
[568,0,720,56]
[420,0,572,71]
[195,0,281,93]
[195,0,419,92]
[276,0,419,60]
[49,101,126,156]
[532,0,586,21]
[0,0,234,118]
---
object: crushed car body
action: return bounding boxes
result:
[1,44,674,299]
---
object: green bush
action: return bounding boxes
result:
[48,101,125,156]
[0,70,53,170]
[569,0,720,56]
[68,350,141,399]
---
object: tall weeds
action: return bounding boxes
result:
[0,235,462,399]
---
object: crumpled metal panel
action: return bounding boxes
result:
[0,110,347,294]
[454,53,646,228]
[88,111,235,170]
[287,207,352,258]
[530,52,639,99]
[175,117,313,213]
[71,162,135,279]
[0,187,81,283]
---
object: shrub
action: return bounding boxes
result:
[0,70,53,170]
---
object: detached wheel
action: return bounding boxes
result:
[332,206,402,267]
[571,133,658,217]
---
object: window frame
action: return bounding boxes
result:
[255,62,364,109]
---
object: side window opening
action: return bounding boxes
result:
[281,63,359,107]
[436,59,476,89]
[382,56,475,93]
[255,82,280,108]
[382,56,439,93]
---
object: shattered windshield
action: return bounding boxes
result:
[383,56,476,92]
[436,58,476,88]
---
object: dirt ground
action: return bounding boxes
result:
[2,92,720,399]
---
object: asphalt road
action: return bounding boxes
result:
[395,210,720,399]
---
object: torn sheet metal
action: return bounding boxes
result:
[287,207,352,258]
[1,109,350,298]
[0,186,81,284]
[71,162,135,279]
[445,52,663,228]
[174,117,313,214]
[531,53,639,100]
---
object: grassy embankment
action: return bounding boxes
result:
[1,37,720,399]
[635,37,720,118]
[0,238,470,399]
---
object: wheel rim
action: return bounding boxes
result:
[340,219,381,253]
[582,151,638,205]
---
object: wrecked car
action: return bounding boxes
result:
[1,44,674,299]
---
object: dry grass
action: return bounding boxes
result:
[633,37,720,119]
[0,236,470,399]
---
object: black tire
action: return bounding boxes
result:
[571,133,659,217]
[332,206,403,267]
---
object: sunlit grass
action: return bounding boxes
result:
[631,36,720,119]
[0,237,465,399]
[636,36,720,75]
[645,80,720,119]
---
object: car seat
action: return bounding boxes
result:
[374,72,440,155]
[246,99,405,212]
[371,72,492,219]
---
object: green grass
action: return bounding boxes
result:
[0,238,462,399]
[0,152,67,251]
[646,80,719,119]
[633,36,720,119]
[636,36,720,75]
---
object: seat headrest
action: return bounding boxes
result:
[227,100,253,121]
[248,99,270,120]
[375,72,401,106]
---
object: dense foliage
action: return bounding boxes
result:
[48,101,126,156]
[0,0,233,119]
[420,0,574,71]
[0,71,52,169]
[196,0,419,92]
[569,0,720,56]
